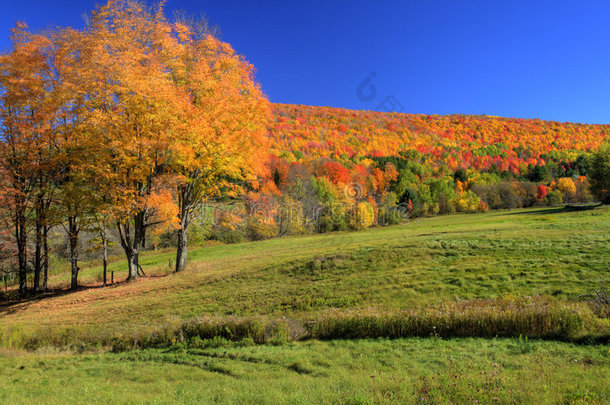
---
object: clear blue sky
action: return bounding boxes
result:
[1,0,609,123]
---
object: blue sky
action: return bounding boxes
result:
[1,0,609,123]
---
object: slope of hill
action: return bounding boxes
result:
[1,206,608,349]
[269,103,609,172]
[0,206,609,403]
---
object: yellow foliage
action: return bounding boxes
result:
[352,202,375,230]
[557,177,576,195]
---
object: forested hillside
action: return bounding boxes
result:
[253,103,609,237]
[269,103,608,170]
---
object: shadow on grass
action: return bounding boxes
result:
[0,274,168,315]
[0,266,177,312]
[502,204,603,216]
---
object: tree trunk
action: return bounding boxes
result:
[68,216,79,290]
[175,225,188,272]
[42,225,49,292]
[126,251,138,281]
[102,221,108,287]
[117,218,140,282]
[34,203,42,293]
[175,184,193,273]
[16,209,27,296]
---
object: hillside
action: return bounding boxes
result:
[1,206,609,403]
[1,206,608,348]
[269,103,609,172]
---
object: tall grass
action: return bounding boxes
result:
[2,297,604,352]
[307,298,586,340]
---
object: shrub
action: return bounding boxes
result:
[209,227,244,244]
[181,317,266,344]
[1,296,600,352]
[267,321,290,345]
[557,177,577,202]
[210,209,245,243]
[351,202,375,230]
[537,185,547,201]
[472,183,503,209]
[545,189,563,206]
[580,286,610,318]
[276,196,308,236]
[246,217,278,241]
[514,182,538,207]
[427,178,457,214]
[455,190,482,213]
[574,177,594,203]
[472,182,520,209]
[317,213,348,233]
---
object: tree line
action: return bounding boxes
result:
[0,0,270,296]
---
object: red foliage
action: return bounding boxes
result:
[537,185,548,200]
[267,104,610,176]
[267,156,289,188]
[321,161,350,185]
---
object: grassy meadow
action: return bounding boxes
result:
[0,338,609,404]
[0,206,609,403]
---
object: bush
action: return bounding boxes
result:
[187,220,211,246]
[210,209,245,243]
[472,183,503,209]
[181,317,266,344]
[537,185,547,201]
[426,178,457,214]
[514,182,538,207]
[1,296,600,352]
[455,190,482,213]
[209,227,244,244]
[276,196,308,236]
[350,202,375,230]
[472,182,520,209]
[545,189,563,206]
[557,177,577,202]
[246,217,278,241]
[580,286,610,318]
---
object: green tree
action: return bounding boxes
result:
[589,143,610,204]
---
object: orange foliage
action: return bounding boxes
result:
[269,104,609,175]
[321,161,350,185]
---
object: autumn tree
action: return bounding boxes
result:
[556,177,576,202]
[69,0,183,281]
[537,184,547,201]
[166,20,270,272]
[0,24,55,295]
[321,161,350,185]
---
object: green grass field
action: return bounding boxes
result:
[1,338,608,404]
[1,207,609,403]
